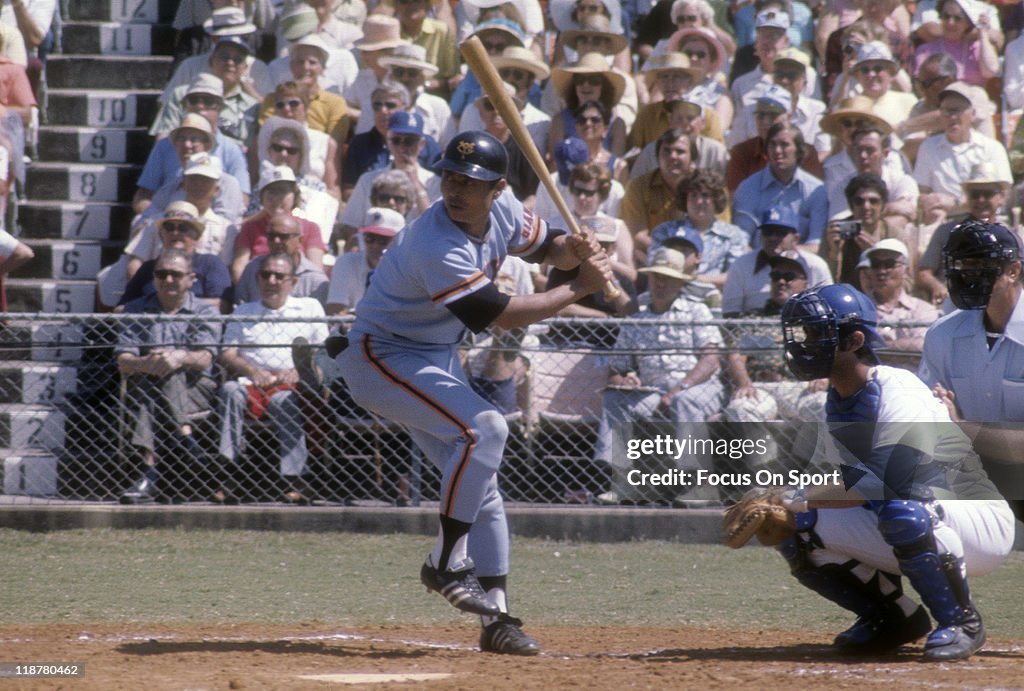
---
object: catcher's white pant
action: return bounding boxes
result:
[808,500,1015,576]
[337,332,510,576]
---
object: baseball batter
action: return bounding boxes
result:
[336,131,612,655]
[771,283,1014,661]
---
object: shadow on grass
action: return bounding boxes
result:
[116,639,431,660]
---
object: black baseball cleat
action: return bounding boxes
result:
[833,606,932,653]
[923,610,986,661]
[420,557,500,616]
[480,614,540,656]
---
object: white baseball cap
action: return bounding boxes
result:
[257,161,298,193]
[183,151,222,179]
[865,238,910,261]
[359,207,406,237]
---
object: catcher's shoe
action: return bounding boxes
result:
[923,610,986,661]
[833,606,931,653]
[480,614,541,656]
[420,557,500,616]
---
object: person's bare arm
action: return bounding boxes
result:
[0,240,33,276]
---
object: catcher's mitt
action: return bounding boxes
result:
[723,488,796,548]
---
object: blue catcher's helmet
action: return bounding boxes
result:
[780,284,887,381]
[942,219,1021,310]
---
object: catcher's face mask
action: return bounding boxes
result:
[781,292,840,381]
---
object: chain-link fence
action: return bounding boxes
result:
[0,313,935,506]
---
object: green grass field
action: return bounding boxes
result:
[2,529,1023,638]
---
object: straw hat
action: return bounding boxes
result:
[551,52,626,105]
[560,14,629,56]
[491,45,550,81]
[355,16,406,52]
[641,51,701,85]
[960,161,1011,190]
[638,247,692,281]
[171,113,214,146]
[157,200,205,238]
[203,7,256,37]
[665,27,726,74]
[549,0,623,33]
[820,95,892,137]
[475,81,525,112]
[379,43,439,77]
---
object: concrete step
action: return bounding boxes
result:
[61,21,175,56]
[0,405,67,451]
[10,240,119,281]
[67,0,177,23]
[47,89,161,129]
[26,162,139,203]
[38,126,153,165]
[0,322,85,362]
[46,55,174,91]
[1,450,59,497]
[5,279,97,314]
[0,362,78,405]
[17,201,134,243]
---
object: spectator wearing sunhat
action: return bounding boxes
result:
[161,7,273,103]
[139,144,246,229]
[129,152,242,275]
[460,45,550,153]
[233,162,327,282]
[916,161,1013,306]
[326,206,405,315]
[449,17,528,118]
[913,0,999,88]
[721,207,832,316]
[380,42,455,146]
[663,25,733,131]
[629,87,728,182]
[455,0,545,46]
[171,0,278,62]
[475,82,541,204]
[838,41,916,127]
[393,0,459,90]
[338,111,441,237]
[731,9,819,111]
[120,200,232,309]
[303,0,365,51]
[267,5,360,98]
[547,51,629,160]
[259,33,351,146]
[821,0,915,98]
[913,81,1012,225]
[345,16,409,135]
[141,76,252,212]
[626,52,711,151]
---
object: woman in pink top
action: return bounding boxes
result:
[914,0,998,87]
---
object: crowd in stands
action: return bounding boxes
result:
[3,0,1022,505]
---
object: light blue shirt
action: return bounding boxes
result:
[732,166,828,246]
[137,131,252,196]
[649,219,749,275]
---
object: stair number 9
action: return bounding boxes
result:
[89,135,107,160]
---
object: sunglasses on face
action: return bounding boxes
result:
[270,142,301,155]
[162,222,197,235]
[840,118,870,129]
[363,234,392,245]
[258,270,292,282]
[499,68,531,82]
[375,193,408,205]
[856,64,888,75]
[941,104,970,117]
[267,231,301,242]
[185,95,222,109]
[389,134,421,147]
[391,66,422,79]
[275,98,303,110]
[154,269,189,280]
[570,186,599,198]
[482,40,510,53]
[775,69,804,81]
[870,258,904,270]
[677,14,699,22]
[914,75,947,89]
[968,188,999,199]
[372,100,401,111]
[769,270,802,282]
[575,75,605,87]
[214,50,246,64]
[575,114,604,125]
[940,12,966,21]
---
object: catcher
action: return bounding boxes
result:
[725,284,1014,661]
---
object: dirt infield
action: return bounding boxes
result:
[2,623,1022,689]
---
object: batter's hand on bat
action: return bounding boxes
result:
[566,228,601,262]
[575,250,614,295]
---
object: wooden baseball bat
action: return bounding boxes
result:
[459,36,620,300]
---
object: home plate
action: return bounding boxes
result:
[297,673,453,684]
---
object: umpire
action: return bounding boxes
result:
[336,131,613,655]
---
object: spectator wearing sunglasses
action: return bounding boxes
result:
[380,43,456,146]
[473,83,540,205]
[914,0,999,88]
[264,82,341,200]
[338,110,441,236]
[140,74,252,216]
[120,201,232,311]
[547,52,628,162]
[233,212,329,307]
[326,206,404,315]
[341,81,440,197]
[345,16,410,135]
